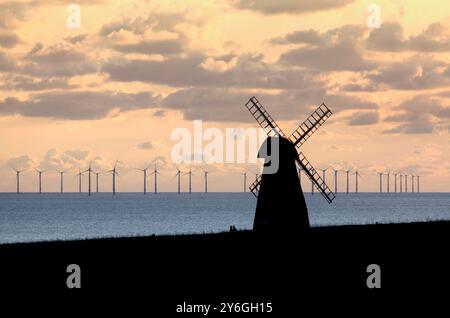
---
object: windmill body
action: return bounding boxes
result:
[245,96,334,232]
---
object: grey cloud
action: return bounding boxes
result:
[137,141,153,150]
[102,53,324,89]
[0,90,160,120]
[0,32,20,48]
[346,111,379,125]
[383,122,434,134]
[6,155,33,170]
[63,34,88,44]
[0,75,77,91]
[112,39,183,55]
[161,87,377,123]
[63,149,89,161]
[367,22,450,52]
[271,29,325,45]
[0,50,16,71]
[153,110,165,117]
[232,0,354,15]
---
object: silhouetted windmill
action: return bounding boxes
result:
[378,172,383,193]
[35,168,45,194]
[135,164,150,194]
[344,169,351,194]
[107,161,119,195]
[174,167,182,194]
[12,168,25,194]
[76,168,84,193]
[83,162,93,196]
[150,163,159,194]
[245,96,335,203]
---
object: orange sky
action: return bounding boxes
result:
[1,0,450,192]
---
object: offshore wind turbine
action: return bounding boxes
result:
[411,175,415,193]
[394,173,398,193]
[150,163,160,194]
[399,174,403,193]
[83,162,93,196]
[174,167,182,194]
[345,169,351,194]
[378,172,383,193]
[135,164,150,194]
[93,171,101,193]
[332,168,339,194]
[56,169,66,193]
[35,168,45,194]
[319,167,329,190]
[12,168,25,194]
[386,171,391,193]
[76,168,84,193]
[405,175,408,193]
[202,169,211,193]
[353,170,361,193]
[107,161,119,195]
[417,176,420,193]
[242,171,247,193]
[185,168,193,194]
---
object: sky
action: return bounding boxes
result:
[1,0,450,193]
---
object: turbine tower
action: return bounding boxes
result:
[175,167,182,194]
[405,175,408,193]
[185,168,193,194]
[242,172,247,193]
[83,162,93,196]
[107,161,119,195]
[319,167,329,190]
[411,175,415,193]
[203,169,210,193]
[417,176,420,193]
[150,163,160,194]
[386,171,390,193]
[13,168,25,194]
[332,168,339,194]
[136,165,150,195]
[394,173,398,193]
[35,169,45,194]
[378,172,383,193]
[353,170,360,193]
[345,169,351,194]
[399,174,403,193]
[76,168,84,193]
[56,170,66,193]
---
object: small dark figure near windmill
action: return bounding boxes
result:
[245,97,335,234]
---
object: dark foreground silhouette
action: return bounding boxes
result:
[0,221,449,311]
[254,136,309,232]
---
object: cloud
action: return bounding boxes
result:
[161,87,377,122]
[137,141,153,150]
[367,22,450,52]
[103,53,324,89]
[112,39,184,55]
[0,32,20,48]
[231,0,354,15]
[0,75,76,91]
[0,50,16,71]
[367,57,450,90]
[63,34,88,44]
[6,155,33,170]
[21,45,97,77]
[0,90,160,120]
[346,111,379,126]
[270,29,326,45]
[152,110,165,117]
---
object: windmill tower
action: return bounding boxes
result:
[35,169,45,194]
[332,168,339,194]
[136,165,150,194]
[319,167,329,191]
[244,96,335,231]
[353,170,360,193]
[150,163,159,194]
[12,168,25,194]
[107,161,119,195]
[242,172,247,193]
[399,174,403,193]
[411,175,415,193]
[417,176,420,193]
[94,172,101,193]
[386,171,390,193]
[174,167,182,194]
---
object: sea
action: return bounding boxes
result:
[0,192,449,244]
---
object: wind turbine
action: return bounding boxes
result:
[394,173,398,193]
[411,175,415,193]
[399,174,403,193]
[107,161,119,195]
[202,169,210,193]
[76,168,84,193]
[353,170,361,193]
[83,162,93,196]
[319,167,329,190]
[135,164,150,194]
[184,168,193,194]
[385,171,391,193]
[56,169,67,193]
[35,168,45,194]
[94,171,101,193]
[242,171,247,193]
[174,167,182,194]
[345,169,351,194]
[405,175,408,193]
[12,168,25,194]
[378,172,383,193]
[150,163,160,194]
[417,176,420,193]
[332,168,339,194]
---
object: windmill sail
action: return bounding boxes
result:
[245,96,286,137]
[289,103,332,150]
